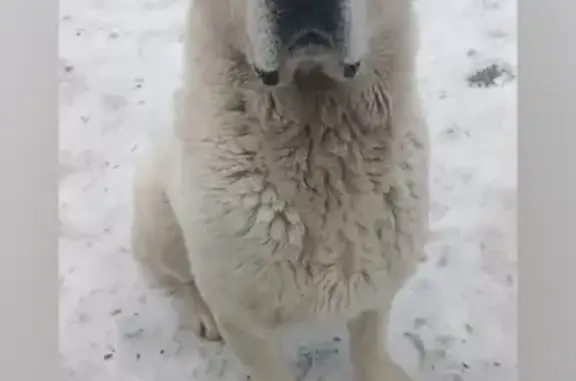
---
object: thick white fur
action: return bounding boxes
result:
[130,0,428,380]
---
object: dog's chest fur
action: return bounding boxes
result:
[193,85,406,322]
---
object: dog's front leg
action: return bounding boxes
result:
[217,317,295,381]
[348,309,412,381]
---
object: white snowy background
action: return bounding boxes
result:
[58,0,517,380]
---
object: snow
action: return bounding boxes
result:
[58,0,517,380]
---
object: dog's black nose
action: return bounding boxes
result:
[254,67,280,86]
[343,62,361,78]
[275,0,339,51]
[288,31,333,52]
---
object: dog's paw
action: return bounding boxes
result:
[185,307,222,342]
[170,286,223,342]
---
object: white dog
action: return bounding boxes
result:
[130,1,428,380]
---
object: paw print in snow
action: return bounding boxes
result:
[467,62,515,88]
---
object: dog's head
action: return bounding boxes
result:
[195,0,404,88]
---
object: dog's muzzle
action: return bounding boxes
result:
[253,0,362,86]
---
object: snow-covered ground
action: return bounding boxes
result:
[58,0,517,380]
